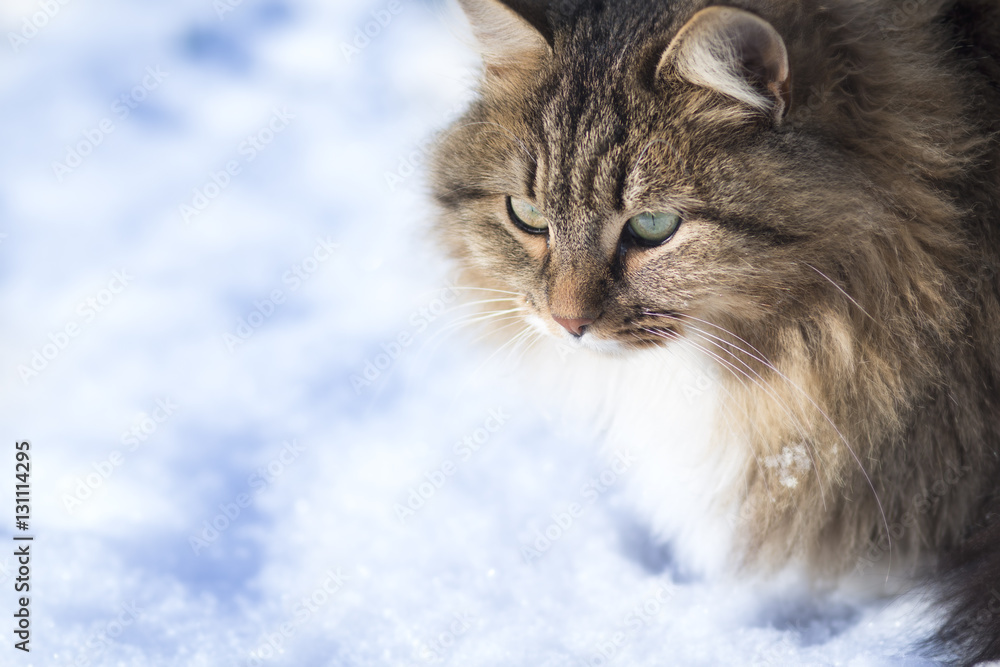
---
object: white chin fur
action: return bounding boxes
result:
[526,332,749,579]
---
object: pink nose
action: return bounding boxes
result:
[553,316,596,337]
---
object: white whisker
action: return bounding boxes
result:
[805,263,877,323]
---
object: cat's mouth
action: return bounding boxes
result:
[545,315,682,353]
[552,323,680,355]
[522,301,685,353]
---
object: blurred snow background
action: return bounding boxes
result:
[0,0,940,664]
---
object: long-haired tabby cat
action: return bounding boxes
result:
[428,0,1000,662]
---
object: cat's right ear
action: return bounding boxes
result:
[658,7,791,123]
[457,0,552,73]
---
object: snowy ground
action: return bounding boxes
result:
[0,0,945,665]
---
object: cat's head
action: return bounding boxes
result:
[430,0,965,357]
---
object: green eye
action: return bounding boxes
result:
[627,211,682,246]
[507,197,549,234]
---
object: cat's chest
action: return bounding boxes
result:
[543,341,750,576]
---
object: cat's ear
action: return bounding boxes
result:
[457,0,552,72]
[659,7,791,122]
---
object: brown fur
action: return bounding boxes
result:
[429,0,1000,661]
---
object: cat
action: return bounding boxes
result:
[427,0,1000,662]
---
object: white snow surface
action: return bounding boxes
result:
[0,0,945,665]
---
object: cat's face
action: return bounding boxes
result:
[430,0,918,354]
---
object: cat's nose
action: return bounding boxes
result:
[553,316,596,337]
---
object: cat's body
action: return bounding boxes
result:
[429,0,1000,661]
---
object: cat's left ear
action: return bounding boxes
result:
[659,7,791,123]
[457,0,553,72]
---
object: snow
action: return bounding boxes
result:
[0,0,943,665]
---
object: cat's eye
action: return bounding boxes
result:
[627,211,682,246]
[506,196,549,235]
